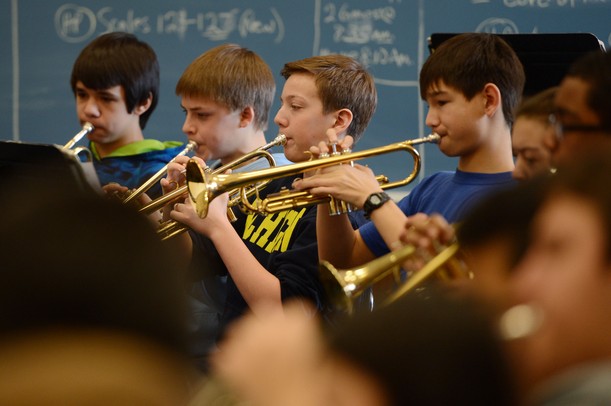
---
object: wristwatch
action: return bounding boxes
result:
[363,191,391,219]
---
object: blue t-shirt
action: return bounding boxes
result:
[360,169,516,256]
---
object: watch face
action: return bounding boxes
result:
[370,195,382,204]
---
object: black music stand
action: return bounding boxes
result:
[427,33,606,96]
[0,140,102,198]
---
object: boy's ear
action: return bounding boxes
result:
[482,83,501,117]
[239,106,255,128]
[332,108,353,135]
[133,92,153,115]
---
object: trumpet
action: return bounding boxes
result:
[63,122,94,150]
[187,134,440,219]
[62,122,95,161]
[122,141,197,205]
[319,241,471,314]
[149,134,287,240]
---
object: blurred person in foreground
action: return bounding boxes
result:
[0,177,197,405]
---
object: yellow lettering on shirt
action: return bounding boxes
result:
[242,208,307,253]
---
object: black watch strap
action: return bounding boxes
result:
[363,192,391,219]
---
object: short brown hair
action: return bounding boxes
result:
[281,55,377,143]
[175,44,275,131]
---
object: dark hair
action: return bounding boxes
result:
[328,290,515,406]
[0,181,188,354]
[420,33,525,127]
[281,55,377,143]
[565,50,611,132]
[70,32,160,129]
[176,44,275,131]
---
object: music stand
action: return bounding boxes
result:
[427,33,606,96]
[0,141,102,196]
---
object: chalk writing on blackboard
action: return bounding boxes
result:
[473,0,609,8]
[315,1,417,87]
[476,17,519,33]
[54,4,284,43]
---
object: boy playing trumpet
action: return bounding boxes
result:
[295,33,523,271]
[167,51,377,370]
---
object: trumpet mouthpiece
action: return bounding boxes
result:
[275,133,287,146]
[428,133,441,144]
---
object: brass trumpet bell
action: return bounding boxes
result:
[319,244,417,314]
[381,243,470,307]
[320,242,471,314]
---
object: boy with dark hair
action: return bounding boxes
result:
[295,33,524,269]
[70,31,185,198]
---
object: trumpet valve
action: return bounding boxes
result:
[328,196,354,216]
[321,142,354,215]
[226,207,238,222]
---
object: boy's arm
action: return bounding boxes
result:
[298,162,411,267]
[316,204,375,269]
[172,193,282,316]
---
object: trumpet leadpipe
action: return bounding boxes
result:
[139,133,286,214]
[123,141,197,205]
[63,122,94,150]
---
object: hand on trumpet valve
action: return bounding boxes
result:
[160,155,192,193]
[102,182,131,200]
[292,161,381,209]
[397,213,456,273]
[399,213,455,249]
[104,182,151,207]
[309,128,354,160]
[291,128,385,209]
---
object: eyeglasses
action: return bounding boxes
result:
[548,113,606,140]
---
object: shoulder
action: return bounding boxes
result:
[410,171,456,191]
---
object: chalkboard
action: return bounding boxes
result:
[2,0,610,191]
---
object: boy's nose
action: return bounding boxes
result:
[424,109,439,128]
[182,117,194,135]
[273,108,286,127]
[83,99,100,117]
